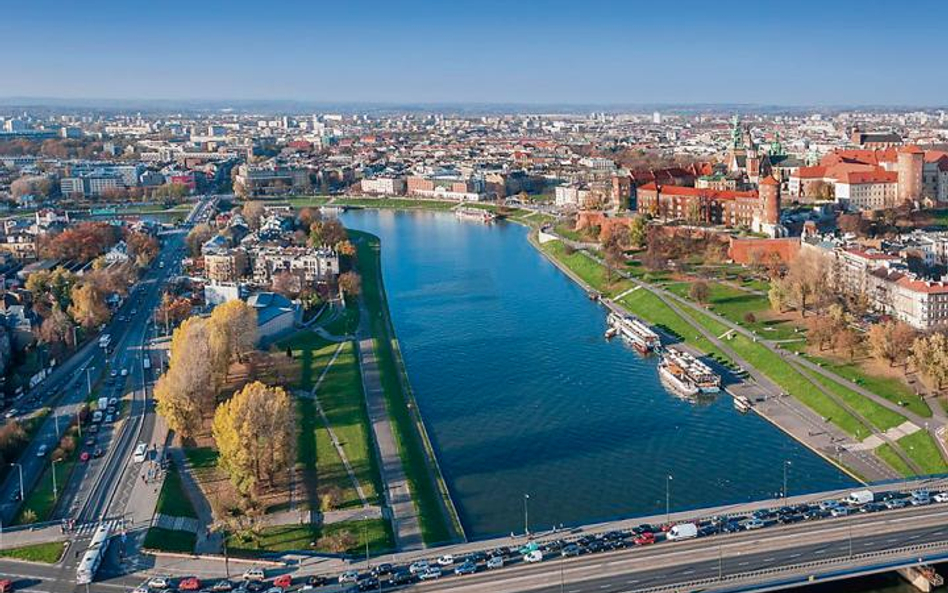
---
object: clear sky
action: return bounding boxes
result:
[3,0,946,106]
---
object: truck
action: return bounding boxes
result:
[97,396,108,411]
[846,489,874,506]
[666,523,698,541]
[98,334,111,350]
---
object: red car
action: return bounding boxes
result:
[633,532,655,546]
[272,575,292,589]
[79,451,91,463]
[178,578,201,591]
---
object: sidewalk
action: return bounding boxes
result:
[355,335,424,551]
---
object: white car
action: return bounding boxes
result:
[524,550,544,563]
[147,577,170,589]
[418,568,442,581]
[408,560,430,575]
[338,571,359,584]
[37,444,48,458]
[242,569,265,582]
[486,556,504,569]
[934,492,948,503]
[436,554,454,566]
[121,369,129,377]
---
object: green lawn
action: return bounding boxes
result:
[539,240,633,297]
[351,230,457,545]
[875,444,914,477]
[15,457,76,525]
[183,446,219,483]
[796,368,905,432]
[277,331,335,391]
[335,197,457,210]
[813,358,931,418]
[297,397,361,509]
[0,541,66,563]
[156,464,198,518]
[282,196,333,208]
[322,303,360,337]
[898,431,948,475]
[226,519,392,557]
[143,527,197,553]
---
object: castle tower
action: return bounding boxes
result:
[759,175,781,226]
[897,145,924,203]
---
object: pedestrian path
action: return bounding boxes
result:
[356,335,424,551]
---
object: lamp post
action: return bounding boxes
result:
[783,461,792,499]
[51,458,60,502]
[665,475,673,523]
[10,463,23,503]
[523,494,530,537]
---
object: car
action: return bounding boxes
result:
[356,577,378,591]
[242,569,266,582]
[454,561,477,576]
[109,397,119,407]
[634,532,656,546]
[134,586,149,593]
[831,506,850,517]
[885,498,908,510]
[518,541,540,555]
[486,556,505,569]
[93,447,104,458]
[418,568,442,581]
[179,578,201,591]
[80,451,91,462]
[911,494,932,506]
[245,583,266,593]
[779,513,805,524]
[743,518,765,530]
[211,581,233,591]
[263,587,282,593]
[105,414,114,423]
[818,500,841,511]
[338,571,359,584]
[271,576,291,589]
[370,563,393,577]
[436,554,454,566]
[85,436,95,447]
[121,368,129,377]
[36,444,48,458]
[408,560,430,575]
[110,370,118,378]
[3,409,16,419]
[561,544,582,557]
[523,550,544,563]
[391,571,414,585]
[147,577,170,589]
[934,492,948,503]
[303,577,327,588]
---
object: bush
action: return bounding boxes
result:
[563,244,575,256]
[744,312,757,323]
[316,529,357,553]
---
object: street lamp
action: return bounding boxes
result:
[783,461,792,499]
[51,458,60,501]
[665,475,673,523]
[523,494,530,537]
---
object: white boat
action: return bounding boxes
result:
[659,360,700,397]
[455,207,496,223]
[606,312,661,353]
[733,395,752,412]
[658,346,721,397]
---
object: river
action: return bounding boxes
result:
[341,208,861,540]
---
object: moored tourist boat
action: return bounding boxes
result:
[455,206,497,223]
[658,346,721,397]
[606,312,661,353]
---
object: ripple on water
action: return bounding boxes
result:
[341,210,855,539]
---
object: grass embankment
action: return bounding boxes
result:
[335,197,457,211]
[322,302,360,337]
[538,236,948,476]
[350,230,458,545]
[155,464,198,518]
[876,444,915,477]
[225,519,391,557]
[279,331,382,508]
[539,240,633,297]
[15,425,81,525]
[143,527,197,553]
[0,541,66,563]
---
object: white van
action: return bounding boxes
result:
[133,443,148,463]
[846,489,874,506]
[666,523,698,541]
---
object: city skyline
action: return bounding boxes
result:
[4,0,948,106]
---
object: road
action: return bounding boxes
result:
[0,197,214,526]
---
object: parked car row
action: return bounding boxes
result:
[136,487,948,592]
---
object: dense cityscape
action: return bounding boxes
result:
[3,2,948,593]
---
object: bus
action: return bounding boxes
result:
[76,522,113,585]
[99,334,112,350]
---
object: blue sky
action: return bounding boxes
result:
[2,0,946,106]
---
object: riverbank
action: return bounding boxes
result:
[528,230,904,484]
[349,230,466,546]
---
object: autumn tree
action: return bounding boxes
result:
[212,381,296,495]
[156,293,193,329]
[38,306,75,352]
[867,321,916,367]
[311,219,347,247]
[338,271,362,297]
[155,317,220,437]
[126,232,159,267]
[628,215,647,249]
[271,271,301,298]
[910,333,948,390]
[26,267,76,312]
[209,299,258,370]
[690,280,710,304]
[38,222,120,262]
[335,240,356,258]
[242,201,266,230]
[186,223,215,258]
[781,250,826,317]
[68,283,110,329]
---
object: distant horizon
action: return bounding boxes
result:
[4,0,948,107]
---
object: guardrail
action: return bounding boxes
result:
[627,540,948,593]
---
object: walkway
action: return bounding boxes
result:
[355,331,424,551]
